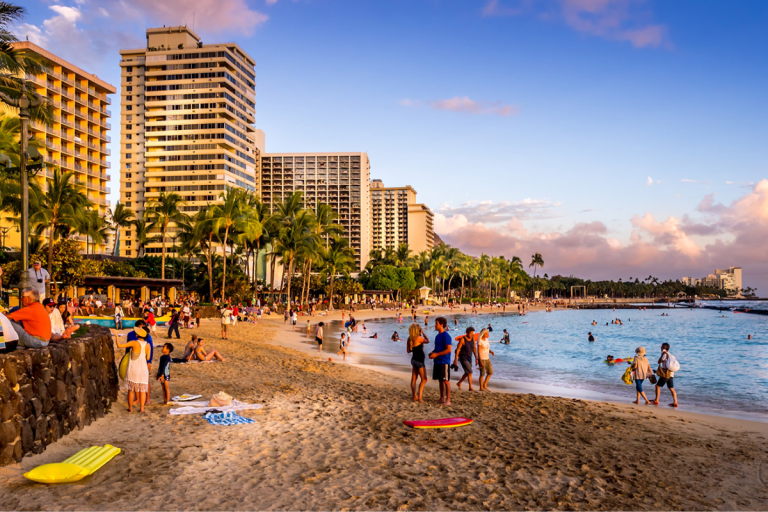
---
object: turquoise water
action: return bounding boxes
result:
[337,305,768,418]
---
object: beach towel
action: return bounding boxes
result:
[203,411,255,426]
[169,402,263,416]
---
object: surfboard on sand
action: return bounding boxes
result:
[403,417,473,429]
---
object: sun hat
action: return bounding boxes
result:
[635,346,646,356]
[133,327,148,338]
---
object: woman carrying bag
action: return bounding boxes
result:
[631,346,654,405]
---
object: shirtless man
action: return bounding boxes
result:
[195,339,225,362]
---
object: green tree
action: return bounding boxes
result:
[109,201,135,256]
[529,252,544,296]
[321,238,356,310]
[29,169,91,295]
[145,191,187,284]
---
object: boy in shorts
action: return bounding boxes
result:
[316,322,324,352]
[156,343,173,405]
[337,332,348,361]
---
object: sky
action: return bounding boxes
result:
[15,0,768,292]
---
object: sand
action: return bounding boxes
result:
[1,306,767,511]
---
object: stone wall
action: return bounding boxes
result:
[0,325,118,466]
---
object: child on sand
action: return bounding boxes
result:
[156,343,173,404]
[307,319,311,336]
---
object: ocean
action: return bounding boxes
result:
[322,303,768,421]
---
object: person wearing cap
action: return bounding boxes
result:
[27,261,50,300]
[6,288,52,347]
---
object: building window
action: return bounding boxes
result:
[126,172,132,178]
[126,202,131,208]
[127,66,133,72]
[126,105,132,111]
[125,144,132,150]
[126,115,132,121]
[126,124,132,130]
[126,76,132,82]
[126,134,132,140]
[126,95,132,101]
[126,153,131,159]
[127,86,133,92]
[125,250,132,256]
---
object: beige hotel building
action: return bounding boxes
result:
[10,41,114,253]
[260,153,371,270]
[118,26,259,257]
[370,179,434,255]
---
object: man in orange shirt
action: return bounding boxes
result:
[7,288,52,348]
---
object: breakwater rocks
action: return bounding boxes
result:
[0,325,118,466]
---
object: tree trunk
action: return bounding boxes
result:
[269,252,277,304]
[328,269,336,311]
[206,235,215,303]
[221,226,230,302]
[285,257,295,306]
[160,221,167,299]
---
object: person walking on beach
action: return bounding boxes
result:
[316,322,324,352]
[630,346,653,404]
[651,343,679,407]
[428,317,452,405]
[477,328,494,391]
[453,327,479,391]
[220,306,232,339]
[407,323,429,402]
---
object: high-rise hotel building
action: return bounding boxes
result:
[260,153,371,270]
[11,41,115,253]
[118,26,259,257]
[370,180,434,254]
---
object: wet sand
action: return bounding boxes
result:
[1,307,767,510]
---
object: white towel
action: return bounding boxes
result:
[169,403,263,416]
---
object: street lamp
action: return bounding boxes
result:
[0,82,44,290]
[0,226,12,259]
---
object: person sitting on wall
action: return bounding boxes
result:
[6,288,53,347]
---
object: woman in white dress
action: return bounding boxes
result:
[116,327,151,412]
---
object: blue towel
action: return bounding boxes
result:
[203,411,255,426]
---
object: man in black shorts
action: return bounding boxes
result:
[429,317,453,405]
[453,327,479,390]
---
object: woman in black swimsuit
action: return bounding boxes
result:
[407,323,429,403]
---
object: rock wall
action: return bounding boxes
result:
[0,325,118,466]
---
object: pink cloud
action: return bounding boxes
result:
[436,180,768,292]
[401,97,520,117]
[482,0,669,49]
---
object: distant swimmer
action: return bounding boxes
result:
[588,332,595,342]
[391,331,401,342]
[605,355,614,363]
[501,329,510,344]
[592,320,597,325]
[487,323,493,332]
[748,334,752,340]
[454,317,458,326]
[369,333,378,339]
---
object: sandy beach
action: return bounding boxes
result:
[1,306,767,510]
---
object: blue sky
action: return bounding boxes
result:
[16,0,768,290]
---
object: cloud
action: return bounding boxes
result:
[645,175,660,186]
[13,0,269,66]
[401,96,519,117]
[435,180,768,292]
[681,179,707,184]
[437,198,561,224]
[482,0,669,49]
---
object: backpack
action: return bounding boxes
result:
[665,353,681,372]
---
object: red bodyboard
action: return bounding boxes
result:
[403,417,473,429]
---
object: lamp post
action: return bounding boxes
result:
[0,226,12,258]
[0,82,44,291]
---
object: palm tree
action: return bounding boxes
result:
[529,252,544,296]
[132,218,156,257]
[274,210,317,305]
[109,201,135,256]
[302,203,342,305]
[189,208,218,303]
[145,192,187,288]
[75,208,107,255]
[29,169,91,294]
[207,187,261,302]
[0,4,54,125]
[322,238,356,310]
[394,243,413,268]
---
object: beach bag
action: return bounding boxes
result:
[656,366,671,379]
[208,391,232,407]
[621,367,633,385]
[666,353,680,372]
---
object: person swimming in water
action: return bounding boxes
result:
[605,355,614,364]
[591,320,597,325]
[588,332,595,342]
[392,331,400,342]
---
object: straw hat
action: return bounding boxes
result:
[635,346,646,356]
[133,327,148,338]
